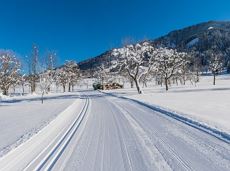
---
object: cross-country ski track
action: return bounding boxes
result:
[0,90,230,171]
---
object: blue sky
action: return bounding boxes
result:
[0,0,230,64]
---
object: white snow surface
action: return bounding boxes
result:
[0,90,230,170]
[106,74,230,134]
[0,92,79,157]
[56,91,230,171]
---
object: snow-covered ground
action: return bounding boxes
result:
[54,91,230,171]
[106,74,230,134]
[0,92,80,157]
[0,90,229,170]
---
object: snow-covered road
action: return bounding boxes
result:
[56,91,230,171]
[0,90,230,171]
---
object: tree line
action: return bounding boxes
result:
[0,45,80,99]
[0,42,227,96]
[103,42,225,94]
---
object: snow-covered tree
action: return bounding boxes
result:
[38,62,55,103]
[39,72,51,104]
[19,74,26,95]
[55,60,80,92]
[45,51,57,92]
[55,68,69,92]
[93,64,110,90]
[64,60,80,92]
[149,47,189,91]
[207,50,223,85]
[112,42,151,94]
[177,57,190,85]
[0,50,21,95]
[189,50,203,83]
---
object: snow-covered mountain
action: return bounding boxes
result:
[78,21,230,72]
[153,20,230,51]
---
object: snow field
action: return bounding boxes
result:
[0,96,85,170]
[0,92,80,157]
[106,74,230,134]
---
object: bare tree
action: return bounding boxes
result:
[45,51,57,92]
[28,45,39,93]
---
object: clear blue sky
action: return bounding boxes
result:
[0,0,230,64]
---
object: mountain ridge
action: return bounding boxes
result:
[78,20,230,72]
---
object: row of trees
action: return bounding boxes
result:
[110,42,224,94]
[0,46,80,98]
[0,42,225,96]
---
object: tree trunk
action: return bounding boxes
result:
[213,73,216,85]
[196,71,199,82]
[31,80,36,93]
[63,85,66,92]
[134,78,142,94]
[142,81,147,88]
[41,92,44,104]
[68,83,71,92]
[165,78,169,91]
[3,89,8,96]
[183,75,186,85]
[130,80,134,88]
[22,84,25,95]
[101,77,104,90]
